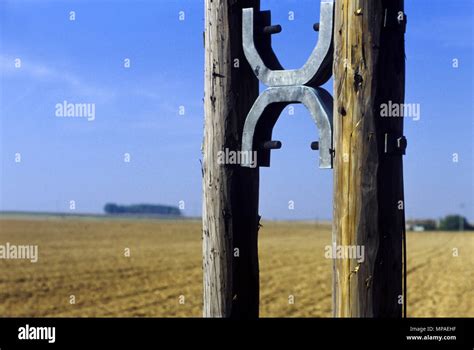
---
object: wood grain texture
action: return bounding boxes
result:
[203,0,260,318]
[332,0,406,317]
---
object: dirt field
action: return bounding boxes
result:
[0,217,472,317]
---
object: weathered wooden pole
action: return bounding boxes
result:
[332,0,406,317]
[203,0,261,318]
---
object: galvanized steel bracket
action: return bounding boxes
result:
[384,133,407,155]
[241,0,335,168]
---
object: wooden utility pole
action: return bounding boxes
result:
[332,0,406,317]
[203,0,261,318]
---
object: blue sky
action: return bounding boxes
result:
[0,0,473,221]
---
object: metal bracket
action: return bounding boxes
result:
[242,0,334,87]
[241,0,335,168]
[384,134,407,155]
[242,86,333,168]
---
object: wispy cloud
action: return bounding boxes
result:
[0,54,203,135]
[0,54,117,102]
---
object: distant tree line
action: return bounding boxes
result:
[104,203,181,216]
[438,215,473,231]
[407,215,473,231]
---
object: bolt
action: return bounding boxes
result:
[397,136,407,153]
[263,25,282,35]
[261,140,282,150]
[310,141,320,150]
